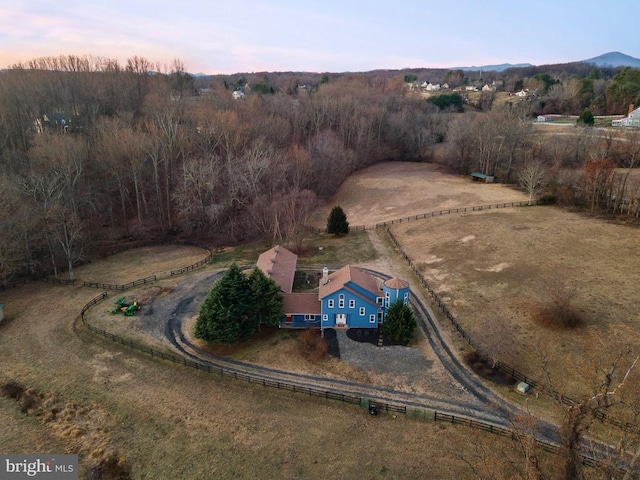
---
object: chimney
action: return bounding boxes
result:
[629,104,635,116]
[322,267,329,285]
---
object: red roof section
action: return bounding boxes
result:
[318,265,380,299]
[282,293,322,314]
[256,245,298,293]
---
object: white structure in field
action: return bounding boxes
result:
[612,105,640,127]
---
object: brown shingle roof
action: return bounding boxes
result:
[256,245,297,293]
[318,265,380,299]
[282,293,321,314]
[384,277,409,289]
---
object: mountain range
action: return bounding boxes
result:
[456,51,640,72]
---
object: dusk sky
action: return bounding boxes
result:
[1,1,639,74]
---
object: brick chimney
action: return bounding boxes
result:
[322,267,329,285]
[629,104,635,116]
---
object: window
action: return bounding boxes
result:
[349,299,355,308]
[323,314,328,322]
[328,299,334,308]
[385,292,390,307]
[305,314,317,321]
[376,297,383,305]
[338,294,345,308]
[359,307,365,316]
[404,292,409,304]
[369,314,376,323]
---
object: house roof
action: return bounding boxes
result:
[282,293,321,314]
[384,277,409,289]
[318,265,380,299]
[256,245,297,294]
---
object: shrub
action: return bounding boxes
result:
[298,329,327,362]
[537,194,556,205]
[535,281,586,329]
[0,381,25,399]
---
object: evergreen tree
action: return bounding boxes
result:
[577,108,595,126]
[195,264,254,344]
[248,266,284,326]
[382,300,417,343]
[327,205,349,236]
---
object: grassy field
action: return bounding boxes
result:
[0,244,565,479]
[390,206,640,414]
[2,161,633,478]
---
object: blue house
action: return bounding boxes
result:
[318,266,410,329]
[255,247,409,330]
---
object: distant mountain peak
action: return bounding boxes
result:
[454,62,533,72]
[581,52,640,68]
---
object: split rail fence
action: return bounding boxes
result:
[383,214,637,434]
[80,291,604,470]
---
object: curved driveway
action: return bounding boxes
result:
[161,267,560,443]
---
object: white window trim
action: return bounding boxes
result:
[323,314,328,322]
[338,294,345,309]
[349,299,355,308]
[369,314,376,323]
[328,299,334,308]
[359,307,365,316]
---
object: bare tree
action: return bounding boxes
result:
[518,160,547,205]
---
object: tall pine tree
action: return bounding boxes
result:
[248,267,284,327]
[327,205,349,236]
[195,264,254,344]
[195,264,285,345]
[382,300,416,344]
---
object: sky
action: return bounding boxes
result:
[1,0,639,74]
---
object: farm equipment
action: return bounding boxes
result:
[110,297,141,316]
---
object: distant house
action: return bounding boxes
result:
[232,90,246,99]
[482,84,495,92]
[425,83,441,91]
[515,90,528,97]
[612,105,640,127]
[34,113,72,134]
[255,247,409,330]
[537,115,554,122]
[465,86,479,92]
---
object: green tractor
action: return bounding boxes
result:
[110,297,141,316]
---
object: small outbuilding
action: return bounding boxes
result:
[471,172,495,183]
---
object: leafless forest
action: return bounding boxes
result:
[0,55,639,283]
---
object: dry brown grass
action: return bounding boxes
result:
[311,161,528,228]
[391,206,640,417]
[3,158,633,477]
[75,245,209,284]
[1,244,560,479]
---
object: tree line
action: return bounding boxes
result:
[1,54,639,284]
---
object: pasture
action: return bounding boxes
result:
[1,161,634,478]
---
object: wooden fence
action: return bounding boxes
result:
[79,292,617,472]
[83,275,157,291]
[314,201,537,233]
[84,244,213,290]
[171,252,213,276]
[383,224,637,433]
